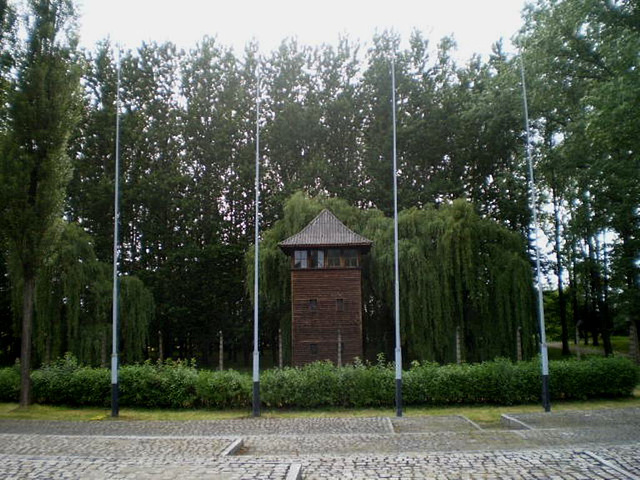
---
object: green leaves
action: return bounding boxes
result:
[9,355,637,408]
[519,0,640,354]
[252,193,536,364]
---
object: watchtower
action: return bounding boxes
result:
[279,209,372,366]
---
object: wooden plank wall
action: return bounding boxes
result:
[291,268,363,366]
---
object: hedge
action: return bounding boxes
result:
[0,363,20,402]
[0,355,637,408]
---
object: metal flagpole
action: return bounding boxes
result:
[391,55,403,417]
[520,53,551,412]
[252,59,261,418]
[111,46,122,418]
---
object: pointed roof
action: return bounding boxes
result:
[279,209,372,250]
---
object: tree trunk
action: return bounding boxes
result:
[218,331,223,371]
[158,330,164,363]
[587,238,601,348]
[551,183,570,356]
[568,245,582,345]
[278,328,283,369]
[599,235,613,356]
[630,320,640,365]
[20,275,35,408]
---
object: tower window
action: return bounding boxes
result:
[310,249,324,268]
[327,248,341,267]
[294,250,308,269]
[343,249,359,267]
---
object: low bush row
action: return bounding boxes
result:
[0,354,637,408]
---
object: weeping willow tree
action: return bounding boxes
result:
[32,221,109,365]
[368,200,538,363]
[119,275,153,364]
[10,221,153,366]
[249,192,537,364]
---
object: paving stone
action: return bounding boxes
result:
[0,408,637,479]
[0,433,235,458]
[390,415,478,433]
[0,416,392,437]
[504,407,640,429]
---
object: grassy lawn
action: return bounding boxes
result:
[1,388,638,428]
[548,335,630,360]
[611,335,630,352]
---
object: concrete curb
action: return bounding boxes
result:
[457,415,483,431]
[385,416,395,433]
[500,414,533,430]
[286,463,303,480]
[220,437,244,456]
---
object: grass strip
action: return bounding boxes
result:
[1,389,637,427]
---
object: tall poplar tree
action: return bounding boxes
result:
[0,0,16,365]
[0,0,80,405]
[519,0,639,356]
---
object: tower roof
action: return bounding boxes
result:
[279,209,372,251]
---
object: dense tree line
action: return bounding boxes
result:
[518,0,639,357]
[1,0,638,399]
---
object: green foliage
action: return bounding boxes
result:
[22,221,154,367]
[549,356,640,400]
[518,0,640,354]
[0,363,19,401]
[0,0,82,406]
[339,356,394,407]
[1,8,636,372]
[119,360,198,409]
[261,361,342,408]
[250,193,537,364]
[196,369,251,408]
[31,353,109,406]
[120,276,154,364]
[405,357,637,406]
[18,356,640,408]
[543,290,564,341]
[33,221,112,365]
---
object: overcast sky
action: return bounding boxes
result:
[76,0,528,62]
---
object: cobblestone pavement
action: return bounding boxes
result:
[0,408,638,479]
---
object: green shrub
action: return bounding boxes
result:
[261,366,302,408]
[32,353,82,405]
[69,367,110,406]
[120,360,198,408]
[0,365,20,402]
[296,361,341,407]
[550,356,639,400]
[118,362,162,407]
[340,357,394,407]
[262,361,342,408]
[403,355,637,406]
[196,370,251,408]
[19,354,639,409]
[404,361,438,404]
[158,360,199,408]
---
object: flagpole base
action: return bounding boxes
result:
[395,378,403,417]
[252,381,260,417]
[542,374,551,412]
[111,383,119,417]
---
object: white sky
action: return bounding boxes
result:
[76,0,528,62]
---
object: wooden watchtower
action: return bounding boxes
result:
[279,209,372,366]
